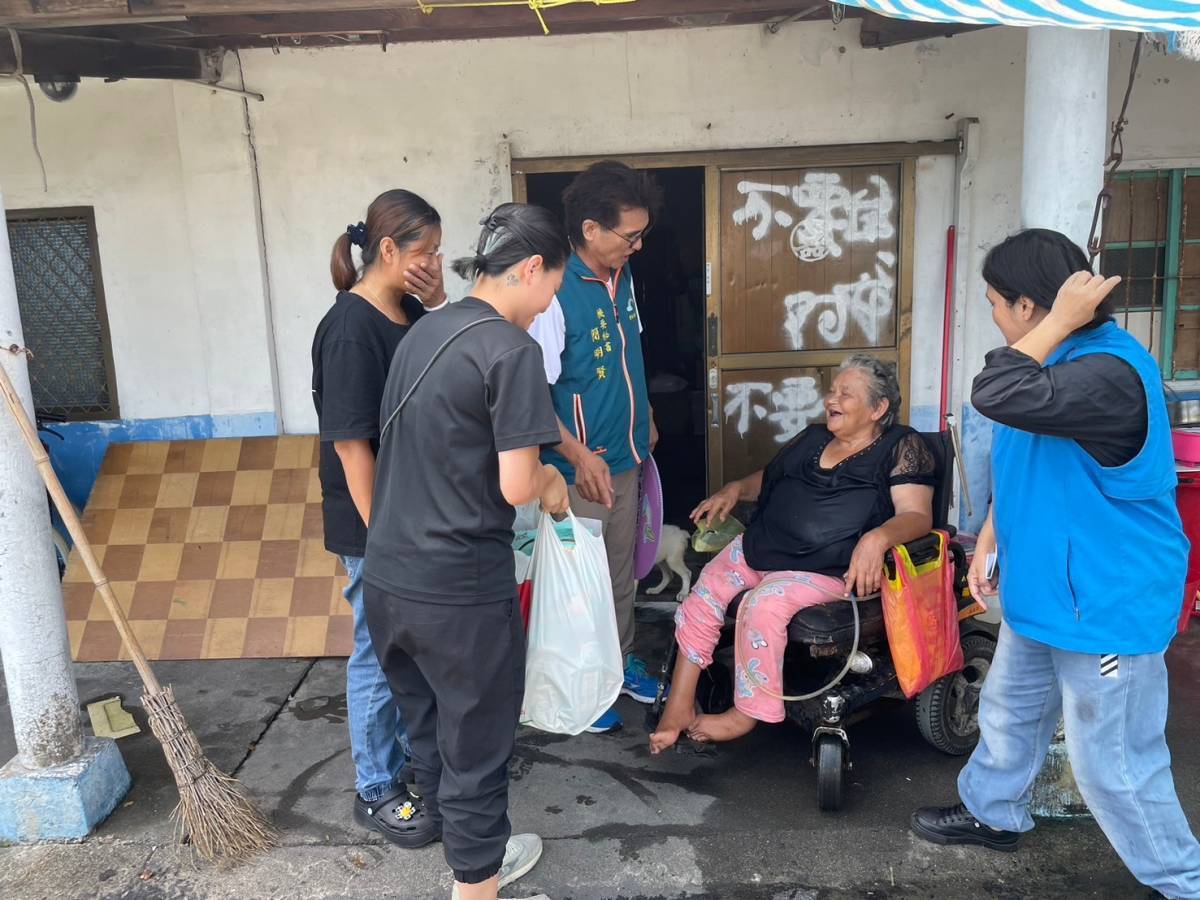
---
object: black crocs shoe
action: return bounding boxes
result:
[910,803,1020,852]
[354,787,441,848]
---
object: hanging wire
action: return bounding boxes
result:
[1,28,48,192]
[1087,33,1144,262]
[416,0,637,36]
[830,2,846,24]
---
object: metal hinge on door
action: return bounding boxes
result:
[707,313,718,358]
[705,261,712,297]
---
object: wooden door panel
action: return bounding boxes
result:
[721,165,900,355]
[720,365,838,484]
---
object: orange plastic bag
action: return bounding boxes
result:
[881,530,964,699]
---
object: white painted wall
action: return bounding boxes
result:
[1,22,1197,441]
[0,78,276,421]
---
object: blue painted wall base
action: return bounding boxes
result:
[0,738,131,842]
[45,412,278,513]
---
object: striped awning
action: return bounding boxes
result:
[839,1,1200,32]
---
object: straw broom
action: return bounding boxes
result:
[0,353,275,861]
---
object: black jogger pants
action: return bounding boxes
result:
[363,584,524,884]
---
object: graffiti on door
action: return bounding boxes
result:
[732,173,895,261]
[783,252,896,350]
[724,376,824,444]
[731,172,897,351]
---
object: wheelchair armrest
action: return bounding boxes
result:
[882,531,965,575]
[883,532,943,575]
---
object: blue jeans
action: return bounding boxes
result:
[959,622,1200,899]
[341,555,410,803]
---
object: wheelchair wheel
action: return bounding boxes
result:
[915,632,996,755]
[814,735,846,812]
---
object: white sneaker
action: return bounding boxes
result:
[450,833,544,898]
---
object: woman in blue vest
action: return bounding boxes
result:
[912,229,1200,899]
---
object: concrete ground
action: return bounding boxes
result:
[1,602,1197,900]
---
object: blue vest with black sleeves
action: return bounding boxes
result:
[541,252,650,483]
[990,320,1188,655]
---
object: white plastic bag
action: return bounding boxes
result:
[521,511,623,735]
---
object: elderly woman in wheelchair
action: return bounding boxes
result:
[649,354,937,754]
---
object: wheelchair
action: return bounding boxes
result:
[647,430,999,811]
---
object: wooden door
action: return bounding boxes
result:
[707,160,913,488]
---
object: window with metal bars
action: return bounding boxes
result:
[5,207,119,420]
[1100,169,1200,381]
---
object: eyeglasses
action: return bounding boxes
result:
[601,222,652,249]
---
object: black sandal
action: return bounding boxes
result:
[354,786,441,848]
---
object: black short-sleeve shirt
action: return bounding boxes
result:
[311,291,425,557]
[743,424,937,575]
[364,297,561,604]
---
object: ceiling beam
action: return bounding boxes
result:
[0,29,214,79]
[0,0,822,31]
[67,2,823,50]
[1,1,402,28]
[858,11,988,49]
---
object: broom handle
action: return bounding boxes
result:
[0,358,162,692]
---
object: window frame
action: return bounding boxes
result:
[6,206,120,421]
[1162,168,1200,380]
[1102,168,1200,382]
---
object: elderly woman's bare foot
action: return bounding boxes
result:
[687,708,758,744]
[649,702,696,754]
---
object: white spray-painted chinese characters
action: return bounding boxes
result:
[784,252,896,350]
[732,173,895,262]
[724,377,824,444]
[731,172,898,351]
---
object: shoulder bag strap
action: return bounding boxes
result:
[380,316,506,440]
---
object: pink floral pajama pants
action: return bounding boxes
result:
[674,535,845,723]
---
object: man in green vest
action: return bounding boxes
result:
[529,161,663,733]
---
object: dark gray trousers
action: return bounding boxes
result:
[364,585,524,884]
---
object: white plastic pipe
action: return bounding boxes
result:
[1021,26,1111,245]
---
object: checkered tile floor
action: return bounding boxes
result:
[63,436,352,662]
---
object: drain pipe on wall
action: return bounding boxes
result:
[947,118,980,528]
[233,49,284,434]
[940,223,974,521]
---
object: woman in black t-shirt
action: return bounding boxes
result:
[310,189,447,847]
[363,204,571,900]
[649,355,937,755]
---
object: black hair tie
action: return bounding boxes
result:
[346,222,368,249]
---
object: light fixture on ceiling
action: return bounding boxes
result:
[37,77,78,102]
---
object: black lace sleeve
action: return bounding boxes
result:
[888,432,937,487]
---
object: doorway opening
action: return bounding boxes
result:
[526,167,708,526]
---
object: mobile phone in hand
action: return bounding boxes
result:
[985,551,999,587]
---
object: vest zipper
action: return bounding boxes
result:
[580,267,641,466]
[1066,541,1081,621]
[611,307,641,466]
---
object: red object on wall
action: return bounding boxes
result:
[1177,475,1200,633]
